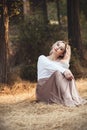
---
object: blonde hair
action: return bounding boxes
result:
[49,41,68,58]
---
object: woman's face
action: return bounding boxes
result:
[52,41,66,57]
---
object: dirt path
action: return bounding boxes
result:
[0,79,87,130]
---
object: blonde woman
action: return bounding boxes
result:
[36,41,87,107]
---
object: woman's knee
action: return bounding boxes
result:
[55,70,61,74]
[54,70,62,77]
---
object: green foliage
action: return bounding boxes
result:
[0,0,23,16]
[0,0,23,25]
[20,64,37,82]
[18,17,67,63]
[47,1,58,22]
[7,66,22,84]
[80,0,87,19]
[60,0,67,16]
[47,0,67,24]
[14,16,67,81]
[18,17,51,64]
[70,47,85,78]
[80,13,87,47]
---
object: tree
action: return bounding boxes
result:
[56,0,61,25]
[8,0,24,22]
[80,0,87,20]
[0,0,34,84]
[0,0,9,83]
[67,0,83,55]
[23,0,30,20]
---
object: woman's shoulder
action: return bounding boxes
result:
[38,55,48,64]
[38,55,47,60]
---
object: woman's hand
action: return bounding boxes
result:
[63,44,71,63]
[63,70,74,80]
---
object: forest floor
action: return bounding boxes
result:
[0,78,87,130]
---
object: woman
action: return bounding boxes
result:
[36,41,87,107]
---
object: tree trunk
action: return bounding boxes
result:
[56,0,61,25]
[23,0,30,20]
[67,0,83,55]
[0,0,9,83]
[42,0,49,24]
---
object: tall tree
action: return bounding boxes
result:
[56,0,61,25]
[67,0,83,55]
[0,0,9,83]
[23,0,30,20]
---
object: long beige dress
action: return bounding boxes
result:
[36,71,87,107]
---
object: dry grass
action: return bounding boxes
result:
[0,78,87,130]
[0,81,36,104]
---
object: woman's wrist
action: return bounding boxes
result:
[63,70,74,80]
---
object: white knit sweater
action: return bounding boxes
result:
[37,55,69,80]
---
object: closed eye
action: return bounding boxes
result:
[57,43,59,46]
[60,48,64,51]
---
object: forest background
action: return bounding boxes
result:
[0,1,87,130]
[0,0,87,85]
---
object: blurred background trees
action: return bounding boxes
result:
[0,0,87,84]
[0,0,10,83]
[67,0,82,53]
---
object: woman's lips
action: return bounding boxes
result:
[54,48,57,52]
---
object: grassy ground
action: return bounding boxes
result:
[0,78,87,130]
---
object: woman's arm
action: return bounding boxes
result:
[63,69,74,80]
[38,55,68,73]
[61,45,71,64]
[59,45,74,80]
[38,55,74,80]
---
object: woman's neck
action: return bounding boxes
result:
[47,54,59,61]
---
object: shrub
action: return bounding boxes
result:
[20,64,37,82]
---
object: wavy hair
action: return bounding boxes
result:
[49,41,68,59]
